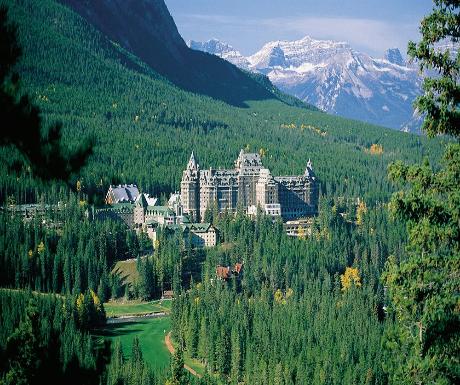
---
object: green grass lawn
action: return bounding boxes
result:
[94,317,171,370]
[112,259,140,286]
[104,300,171,317]
[97,300,198,375]
[184,351,206,377]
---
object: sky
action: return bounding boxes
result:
[164,0,434,58]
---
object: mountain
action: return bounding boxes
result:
[189,37,422,131]
[2,0,443,205]
[188,39,251,70]
[384,48,405,66]
[59,0,290,107]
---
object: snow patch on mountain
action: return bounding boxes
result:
[188,38,251,69]
[190,36,422,132]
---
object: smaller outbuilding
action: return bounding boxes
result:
[105,184,140,204]
[216,262,244,281]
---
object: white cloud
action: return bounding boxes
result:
[263,16,418,54]
[176,13,420,57]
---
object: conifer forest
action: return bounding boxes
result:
[0,1,458,384]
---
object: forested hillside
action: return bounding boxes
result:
[0,0,458,384]
[172,204,402,384]
[59,0,297,108]
[0,0,446,206]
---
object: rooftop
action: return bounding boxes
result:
[108,184,140,203]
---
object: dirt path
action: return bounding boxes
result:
[165,331,201,378]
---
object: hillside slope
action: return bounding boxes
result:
[189,37,421,131]
[59,0,296,108]
[0,0,445,205]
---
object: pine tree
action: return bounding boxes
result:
[170,347,186,385]
[2,299,40,385]
[383,1,460,384]
[230,326,242,383]
[106,340,124,385]
[186,306,199,358]
[0,5,92,181]
[197,318,208,362]
[408,1,460,137]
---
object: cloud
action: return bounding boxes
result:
[175,13,420,56]
[263,16,419,54]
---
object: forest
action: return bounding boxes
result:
[0,0,446,206]
[171,202,402,384]
[0,0,458,385]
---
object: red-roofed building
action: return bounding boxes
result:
[216,262,243,281]
[234,263,243,274]
[216,266,231,280]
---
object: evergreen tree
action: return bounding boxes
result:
[186,305,199,358]
[383,1,460,384]
[106,340,124,385]
[408,0,460,137]
[0,5,92,181]
[170,347,186,385]
[2,300,40,385]
[230,326,242,383]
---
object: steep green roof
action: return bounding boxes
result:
[146,205,175,216]
[181,215,191,224]
[103,203,134,211]
[183,222,215,233]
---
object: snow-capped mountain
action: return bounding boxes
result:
[188,39,251,70]
[189,36,422,131]
[384,48,405,66]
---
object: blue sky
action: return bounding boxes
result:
[165,0,434,57]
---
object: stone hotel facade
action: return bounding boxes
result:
[181,150,318,221]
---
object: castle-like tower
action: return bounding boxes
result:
[180,150,318,221]
[180,152,200,222]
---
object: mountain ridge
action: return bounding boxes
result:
[1,0,444,205]
[189,36,422,131]
[59,0,302,108]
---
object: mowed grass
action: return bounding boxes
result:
[184,348,206,377]
[112,259,140,286]
[94,317,172,370]
[104,300,171,317]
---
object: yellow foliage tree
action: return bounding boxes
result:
[356,200,367,225]
[37,241,45,256]
[297,225,306,239]
[90,289,103,315]
[76,292,85,319]
[340,267,362,291]
[274,289,285,304]
[369,144,384,155]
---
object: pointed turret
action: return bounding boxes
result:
[135,193,148,208]
[187,151,198,170]
[305,158,315,178]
